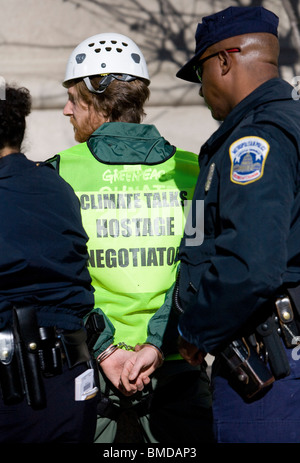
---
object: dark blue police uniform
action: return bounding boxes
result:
[0,153,97,442]
[177,78,300,442]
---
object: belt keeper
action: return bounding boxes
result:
[275,295,300,347]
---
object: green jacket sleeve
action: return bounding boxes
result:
[146,280,180,356]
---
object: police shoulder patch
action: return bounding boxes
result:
[229,136,270,185]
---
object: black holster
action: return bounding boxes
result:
[256,314,290,379]
[84,312,106,399]
[0,328,24,405]
[220,337,275,399]
[39,326,63,377]
[85,312,105,351]
[13,306,47,410]
[58,328,90,369]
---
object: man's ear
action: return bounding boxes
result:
[218,50,232,76]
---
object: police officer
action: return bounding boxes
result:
[176,6,300,443]
[0,84,98,442]
[48,33,213,443]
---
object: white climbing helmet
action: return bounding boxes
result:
[63,32,150,92]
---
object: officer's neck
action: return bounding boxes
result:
[0,146,19,158]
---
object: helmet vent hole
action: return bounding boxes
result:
[88,43,94,47]
[100,41,106,44]
[116,48,122,53]
[111,40,117,44]
[105,47,112,52]
[122,42,128,47]
[75,53,86,63]
[94,48,101,53]
[131,53,141,64]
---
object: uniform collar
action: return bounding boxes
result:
[0,152,25,169]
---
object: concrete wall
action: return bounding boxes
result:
[1,0,300,160]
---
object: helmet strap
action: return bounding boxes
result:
[83,74,136,94]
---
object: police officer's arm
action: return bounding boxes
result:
[177,336,205,365]
[179,128,297,354]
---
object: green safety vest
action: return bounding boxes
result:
[53,132,199,347]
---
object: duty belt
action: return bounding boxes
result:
[220,287,300,400]
[0,306,92,409]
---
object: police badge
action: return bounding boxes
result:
[229,136,270,185]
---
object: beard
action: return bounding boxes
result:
[71,118,93,143]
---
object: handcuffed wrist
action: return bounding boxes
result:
[97,342,135,364]
[136,343,165,366]
[97,344,118,364]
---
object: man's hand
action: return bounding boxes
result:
[119,344,163,396]
[100,348,137,393]
[178,336,205,366]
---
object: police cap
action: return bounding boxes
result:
[176,6,279,83]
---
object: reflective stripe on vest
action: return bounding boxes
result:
[57,142,199,346]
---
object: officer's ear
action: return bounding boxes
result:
[218,50,233,77]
